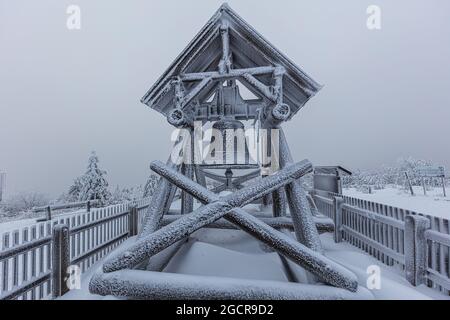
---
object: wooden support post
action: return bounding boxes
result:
[278,128,323,253]
[139,176,176,238]
[193,123,207,188]
[404,172,414,196]
[306,194,320,217]
[87,200,91,213]
[195,166,207,187]
[181,127,195,214]
[272,188,286,217]
[333,197,344,243]
[442,177,446,197]
[219,22,231,74]
[404,215,430,286]
[46,206,52,221]
[225,168,233,189]
[139,133,184,238]
[128,206,139,237]
[421,176,427,196]
[52,224,70,298]
[242,73,277,102]
[181,163,194,214]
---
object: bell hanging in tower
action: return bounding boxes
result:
[207,83,252,167]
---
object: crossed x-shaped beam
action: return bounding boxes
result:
[101,160,358,292]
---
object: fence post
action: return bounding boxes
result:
[333,196,344,243]
[404,215,430,286]
[46,206,52,221]
[128,205,138,236]
[52,224,70,298]
[87,200,91,212]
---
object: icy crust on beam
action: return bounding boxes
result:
[89,269,373,300]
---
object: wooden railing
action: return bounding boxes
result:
[313,191,450,295]
[33,200,100,222]
[0,197,151,300]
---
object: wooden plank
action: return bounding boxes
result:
[341,204,404,229]
[429,216,438,289]
[29,226,37,300]
[379,203,385,264]
[426,268,450,291]
[22,228,30,298]
[12,231,19,288]
[341,226,405,263]
[0,272,51,300]
[425,230,450,247]
[438,218,447,292]
[387,206,394,265]
[2,232,10,293]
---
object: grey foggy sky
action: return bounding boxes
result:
[1,0,450,197]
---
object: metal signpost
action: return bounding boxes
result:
[418,166,446,197]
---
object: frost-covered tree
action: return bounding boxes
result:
[78,151,111,205]
[396,156,432,186]
[67,176,84,202]
[110,185,124,204]
[342,156,438,193]
[3,192,49,214]
[110,185,144,204]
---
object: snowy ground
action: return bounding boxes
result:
[344,186,450,219]
[61,229,448,300]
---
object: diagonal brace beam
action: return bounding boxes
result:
[242,73,277,102]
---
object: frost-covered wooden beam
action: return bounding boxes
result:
[278,128,323,253]
[218,22,232,74]
[242,73,277,102]
[202,170,227,183]
[180,66,276,82]
[181,77,213,109]
[90,269,372,300]
[273,66,285,103]
[181,127,195,214]
[272,188,287,217]
[138,135,184,238]
[161,214,294,230]
[148,161,358,291]
[161,214,334,234]
[232,169,261,185]
[138,176,176,239]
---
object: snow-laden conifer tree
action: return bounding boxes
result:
[78,151,111,205]
[67,176,84,202]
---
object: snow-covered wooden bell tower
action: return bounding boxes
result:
[89,3,365,300]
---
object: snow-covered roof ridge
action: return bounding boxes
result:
[141,3,322,120]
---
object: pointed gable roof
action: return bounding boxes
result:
[141,3,322,120]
